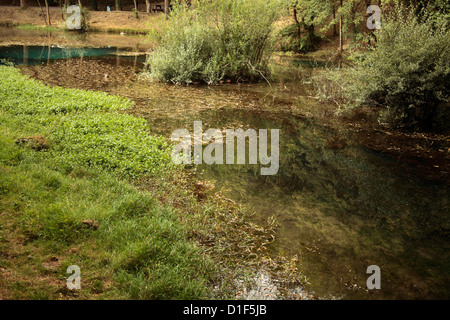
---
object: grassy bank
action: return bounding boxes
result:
[0,65,216,299]
[0,65,300,299]
[10,23,151,35]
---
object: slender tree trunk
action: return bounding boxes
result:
[145,0,149,13]
[20,0,27,9]
[366,0,374,46]
[339,0,343,52]
[133,0,138,12]
[332,5,337,36]
[164,0,169,15]
[115,0,122,11]
[293,7,301,40]
[44,0,51,26]
[36,0,48,26]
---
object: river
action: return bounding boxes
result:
[1,27,449,300]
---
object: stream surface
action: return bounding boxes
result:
[1,28,449,300]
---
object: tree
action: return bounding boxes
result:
[326,6,450,131]
[282,0,334,52]
[20,0,27,9]
[164,0,170,15]
[36,0,48,25]
[44,0,51,26]
[115,0,122,11]
[339,0,343,51]
[133,0,138,15]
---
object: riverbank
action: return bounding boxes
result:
[0,26,153,52]
[0,6,164,34]
[0,65,311,299]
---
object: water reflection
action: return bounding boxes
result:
[193,104,449,300]
[127,72,450,300]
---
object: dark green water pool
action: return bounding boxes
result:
[0,45,148,66]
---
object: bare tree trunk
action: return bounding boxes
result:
[339,0,343,52]
[293,7,301,40]
[44,0,51,26]
[20,0,27,9]
[164,0,169,15]
[115,0,122,11]
[145,0,149,13]
[133,0,138,12]
[36,0,48,26]
[332,5,337,36]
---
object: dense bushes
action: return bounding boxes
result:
[146,0,282,84]
[318,6,450,131]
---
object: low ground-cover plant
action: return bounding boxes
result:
[0,138,216,299]
[0,66,174,178]
[146,0,282,84]
[316,6,450,132]
[0,65,216,299]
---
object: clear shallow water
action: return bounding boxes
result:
[113,70,450,299]
[130,84,449,299]
[1,34,449,299]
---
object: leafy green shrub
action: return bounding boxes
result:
[146,0,282,84]
[318,6,450,131]
[147,20,218,84]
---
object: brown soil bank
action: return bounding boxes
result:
[0,5,165,33]
[0,26,153,50]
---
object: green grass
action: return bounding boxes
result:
[0,67,174,178]
[14,24,61,32]
[0,65,217,299]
